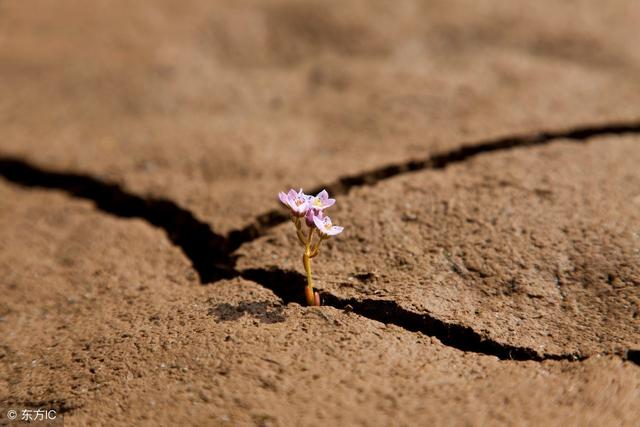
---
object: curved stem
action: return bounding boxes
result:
[303,252,315,306]
[306,226,314,246]
[303,227,319,306]
[310,235,325,258]
[294,217,307,246]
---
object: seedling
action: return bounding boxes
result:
[278,189,344,306]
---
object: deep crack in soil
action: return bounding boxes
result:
[625,350,640,366]
[0,158,236,283]
[240,268,587,361]
[228,120,640,246]
[2,120,640,363]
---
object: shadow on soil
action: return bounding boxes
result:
[2,120,640,363]
[208,300,287,324]
[241,267,584,361]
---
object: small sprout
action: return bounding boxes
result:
[278,189,344,306]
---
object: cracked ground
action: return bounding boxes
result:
[1,1,639,426]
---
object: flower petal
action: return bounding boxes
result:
[325,225,343,236]
[316,189,329,201]
[278,191,289,205]
[305,208,317,226]
[313,215,326,232]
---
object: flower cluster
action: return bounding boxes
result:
[278,189,343,306]
[279,189,343,236]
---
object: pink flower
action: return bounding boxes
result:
[278,187,343,306]
[313,213,344,236]
[278,188,309,217]
[307,190,335,211]
[305,207,324,227]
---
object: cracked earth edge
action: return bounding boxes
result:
[1,119,639,364]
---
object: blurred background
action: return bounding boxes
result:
[1,0,639,233]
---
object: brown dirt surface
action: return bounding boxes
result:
[239,136,640,358]
[1,1,640,426]
[1,183,638,425]
[1,0,640,233]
